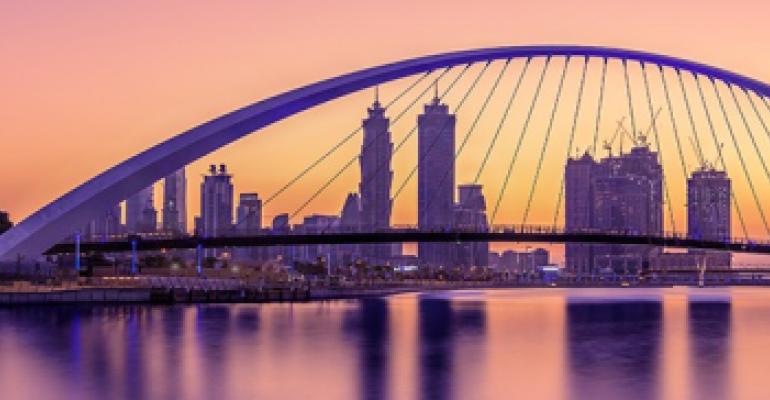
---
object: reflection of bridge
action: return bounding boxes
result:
[5,44,770,264]
[46,225,770,255]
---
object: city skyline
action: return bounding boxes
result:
[5,1,770,242]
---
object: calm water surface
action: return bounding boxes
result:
[1,287,769,400]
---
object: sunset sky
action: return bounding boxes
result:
[3,0,770,255]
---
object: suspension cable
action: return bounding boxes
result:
[490,57,552,223]
[553,56,589,229]
[418,59,513,214]
[289,66,457,219]
[641,62,677,234]
[688,72,749,239]
[263,71,433,206]
[675,70,706,165]
[708,77,770,237]
[622,59,638,134]
[659,66,691,177]
[744,90,770,143]
[473,58,533,183]
[521,57,570,225]
[591,58,608,155]
[728,85,770,187]
[391,61,493,200]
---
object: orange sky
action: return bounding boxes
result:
[2,0,770,247]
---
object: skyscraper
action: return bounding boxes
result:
[85,203,122,240]
[126,186,156,234]
[199,164,234,238]
[687,166,731,268]
[454,184,489,268]
[417,93,456,267]
[564,140,663,275]
[359,96,393,263]
[163,168,187,234]
[235,193,262,234]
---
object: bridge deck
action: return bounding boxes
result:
[45,229,770,255]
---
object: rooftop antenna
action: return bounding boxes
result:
[374,85,379,104]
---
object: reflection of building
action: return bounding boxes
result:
[418,93,456,267]
[126,186,156,234]
[0,211,13,234]
[162,168,186,234]
[198,164,233,238]
[454,184,489,268]
[359,96,394,264]
[565,142,663,275]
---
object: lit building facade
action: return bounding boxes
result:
[453,184,489,268]
[162,168,187,234]
[199,164,234,238]
[417,94,456,267]
[126,186,156,234]
[359,97,394,264]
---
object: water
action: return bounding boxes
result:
[1,287,768,400]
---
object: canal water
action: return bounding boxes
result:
[0,287,767,400]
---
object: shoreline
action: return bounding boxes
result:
[0,282,765,305]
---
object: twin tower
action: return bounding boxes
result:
[355,90,486,267]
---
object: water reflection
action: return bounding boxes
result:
[688,301,731,400]
[418,296,486,400]
[567,301,663,400]
[0,289,768,400]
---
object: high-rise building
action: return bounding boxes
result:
[688,167,730,242]
[126,186,156,234]
[687,166,731,268]
[85,203,122,240]
[454,184,489,268]
[199,164,234,238]
[162,168,187,234]
[417,93,456,267]
[564,140,663,275]
[359,97,394,263]
[0,211,12,235]
[235,193,262,234]
[339,193,362,266]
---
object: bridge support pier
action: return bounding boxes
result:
[196,243,203,275]
[74,233,81,274]
[130,239,138,275]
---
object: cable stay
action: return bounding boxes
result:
[263,71,433,207]
[391,61,494,200]
[658,66,691,178]
[417,59,514,214]
[675,69,707,169]
[707,77,770,237]
[742,90,770,145]
[728,85,770,188]
[490,57,553,224]
[552,56,589,229]
[591,58,608,155]
[641,62,677,234]
[288,66,460,220]
[622,60,639,136]
[473,58,534,183]
[521,57,571,226]
[688,72,750,240]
